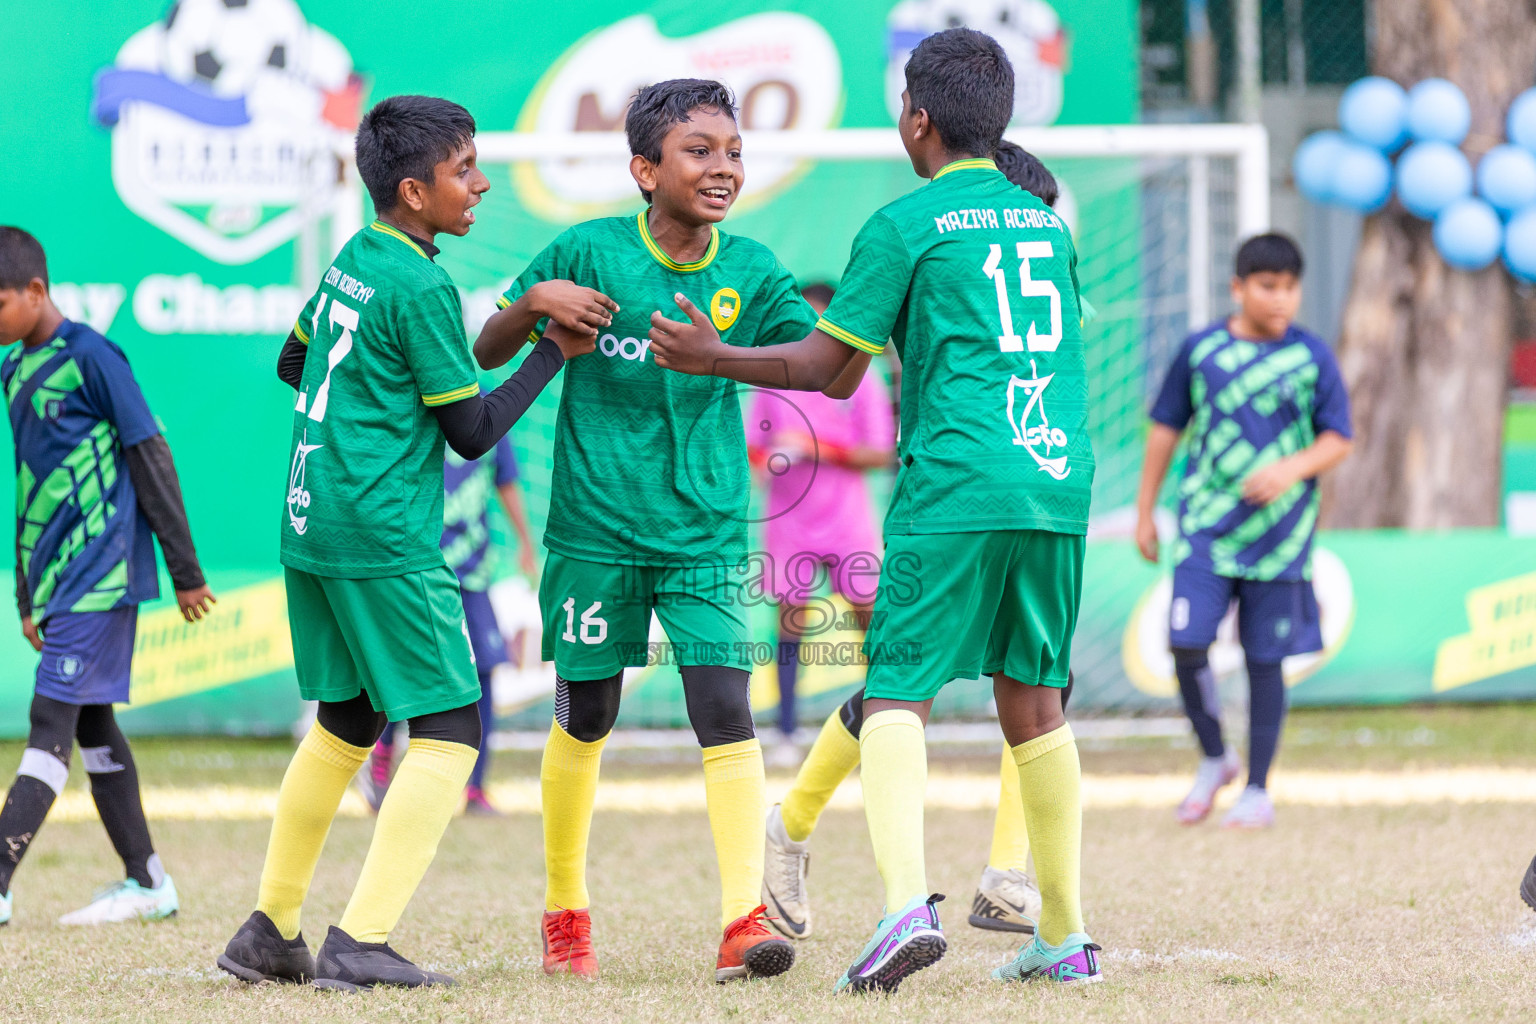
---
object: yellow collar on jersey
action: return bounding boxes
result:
[369,220,427,259]
[636,211,719,273]
[933,157,999,180]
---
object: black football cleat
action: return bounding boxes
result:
[1521,854,1536,912]
[311,925,456,991]
[217,910,315,984]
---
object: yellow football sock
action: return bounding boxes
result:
[859,709,928,911]
[780,708,861,843]
[989,743,1032,872]
[541,719,607,911]
[337,737,476,943]
[256,722,369,940]
[702,738,766,929]
[1013,723,1085,946]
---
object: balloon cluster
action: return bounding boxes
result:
[1295,76,1536,278]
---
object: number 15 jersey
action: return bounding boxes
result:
[818,158,1095,537]
[280,221,481,579]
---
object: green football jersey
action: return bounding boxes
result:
[819,158,1095,536]
[281,221,480,578]
[499,213,816,566]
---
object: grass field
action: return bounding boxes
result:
[4,705,1536,1022]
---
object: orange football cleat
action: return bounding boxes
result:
[542,908,597,978]
[715,905,795,983]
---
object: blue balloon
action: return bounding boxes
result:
[1509,88,1536,152]
[1396,141,1473,218]
[1505,208,1536,281]
[1339,76,1409,151]
[1434,198,1502,270]
[1293,130,1350,203]
[1407,78,1472,144]
[1330,142,1393,212]
[1477,145,1536,214]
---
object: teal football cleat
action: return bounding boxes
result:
[992,931,1103,984]
[0,889,11,927]
[59,876,179,926]
[834,894,946,994]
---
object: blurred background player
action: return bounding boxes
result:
[651,28,1101,991]
[475,79,809,984]
[745,281,894,763]
[759,140,1072,944]
[0,225,216,927]
[1135,232,1352,829]
[362,433,538,816]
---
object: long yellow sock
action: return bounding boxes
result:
[256,723,369,940]
[780,708,861,843]
[702,738,766,929]
[1013,723,1085,946]
[989,743,1032,872]
[859,710,927,911]
[337,737,476,943]
[541,719,606,911]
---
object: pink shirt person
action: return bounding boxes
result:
[747,371,895,605]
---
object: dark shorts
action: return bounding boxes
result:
[1169,564,1322,662]
[34,607,139,706]
[461,587,507,673]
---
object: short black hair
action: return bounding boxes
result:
[995,141,1058,207]
[625,79,738,203]
[905,29,1014,159]
[801,283,834,307]
[355,95,476,213]
[1235,233,1305,278]
[0,227,48,290]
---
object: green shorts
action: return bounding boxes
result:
[863,529,1084,702]
[539,552,751,679]
[284,565,480,721]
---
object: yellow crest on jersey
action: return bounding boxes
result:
[710,287,742,332]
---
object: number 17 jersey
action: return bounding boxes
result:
[280,221,480,579]
[818,159,1094,537]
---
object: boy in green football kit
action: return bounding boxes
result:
[650,30,1100,991]
[217,95,596,992]
[475,79,811,983]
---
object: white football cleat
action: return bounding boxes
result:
[0,888,11,927]
[761,804,812,939]
[1175,750,1242,825]
[968,866,1042,933]
[59,875,179,926]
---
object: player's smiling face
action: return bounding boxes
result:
[417,140,490,238]
[642,108,744,225]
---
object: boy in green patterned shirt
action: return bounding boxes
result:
[218,95,594,992]
[651,30,1100,991]
[475,79,812,984]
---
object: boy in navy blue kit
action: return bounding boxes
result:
[1134,233,1352,829]
[0,226,215,926]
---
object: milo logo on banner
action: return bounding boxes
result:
[512,14,842,222]
[92,0,361,265]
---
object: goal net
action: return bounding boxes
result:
[380,124,1268,725]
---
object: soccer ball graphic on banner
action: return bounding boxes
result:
[160,0,310,98]
[886,0,1068,126]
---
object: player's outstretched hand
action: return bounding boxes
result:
[545,321,597,361]
[177,584,217,623]
[1134,514,1159,564]
[20,615,42,652]
[649,293,722,376]
[1241,459,1298,507]
[530,280,618,337]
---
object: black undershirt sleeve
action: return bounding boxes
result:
[15,542,30,619]
[431,338,566,460]
[124,436,206,592]
[277,331,306,389]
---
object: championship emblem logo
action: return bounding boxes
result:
[512,13,842,221]
[710,288,742,332]
[886,0,1068,126]
[1005,361,1071,480]
[91,0,361,265]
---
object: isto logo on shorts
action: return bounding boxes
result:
[598,334,653,362]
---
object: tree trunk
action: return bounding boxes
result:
[1323,0,1536,528]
